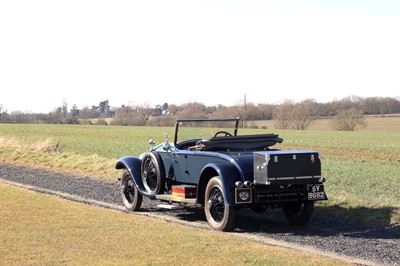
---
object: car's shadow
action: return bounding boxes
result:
[142,200,400,240]
[235,205,400,240]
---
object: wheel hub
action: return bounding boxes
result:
[207,199,212,208]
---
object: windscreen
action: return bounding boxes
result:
[174,118,239,145]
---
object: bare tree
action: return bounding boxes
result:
[272,100,293,129]
[289,99,317,130]
[114,105,133,126]
[167,104,179,116]
[136,103,153,126]
[80,106,95,124]
[331,109,367,131]
[208,105,235,119]
[256,103,274,120]
[273,100,317,130]
[176,102,207,119]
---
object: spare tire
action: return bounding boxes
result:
[141,151,166,195]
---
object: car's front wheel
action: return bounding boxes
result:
[204,176,235,231]
[120,169,143,211]
[282,201,314,225]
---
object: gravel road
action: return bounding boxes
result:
[1,162,399,266]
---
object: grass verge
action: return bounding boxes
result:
[0,136,117,180]
[0,183,350,266]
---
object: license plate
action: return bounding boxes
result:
[307,184,327,200]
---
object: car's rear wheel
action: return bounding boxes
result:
[204,176,235,231]
[121,169,142,211]
[282,201,314,225]
[141,151,165,195]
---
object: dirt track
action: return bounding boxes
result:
[1,162,399,266]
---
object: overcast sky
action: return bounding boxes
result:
[1,0,399,113]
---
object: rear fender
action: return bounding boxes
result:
[199,162,243,206]
[115,156,156,199]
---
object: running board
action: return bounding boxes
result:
[157,204,179,210]
[155,194,197,204]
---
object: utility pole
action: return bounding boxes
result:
[243,94,247,128]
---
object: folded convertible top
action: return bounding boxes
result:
[198,134,283,151]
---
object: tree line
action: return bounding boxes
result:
[1,96,399,131]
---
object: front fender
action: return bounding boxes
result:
[115,156,156,199]
[199,162,243,206]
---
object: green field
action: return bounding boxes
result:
[252,115,400,131]
[0,117,399,226]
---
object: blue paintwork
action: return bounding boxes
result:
[116,142,257,206]
[115,156,157,199]
[200,162,243,205]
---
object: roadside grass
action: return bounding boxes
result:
[0,121,399,226]
[0,136,117,180]
[0,124,172,159]
[0,183,350,266]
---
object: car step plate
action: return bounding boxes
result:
[157,204,179,210]
[155,194,197,204]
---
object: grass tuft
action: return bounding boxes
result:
[30,138,59,153]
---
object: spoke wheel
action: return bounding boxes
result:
[120,169,142,211]
[282,201,314,225]
[204,176,235,231]
[141,152,165,195]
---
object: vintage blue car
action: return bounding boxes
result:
[116,118,327,231]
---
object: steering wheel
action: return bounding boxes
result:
[213,131,233,137]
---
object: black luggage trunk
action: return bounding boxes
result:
[253,150,321,185]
